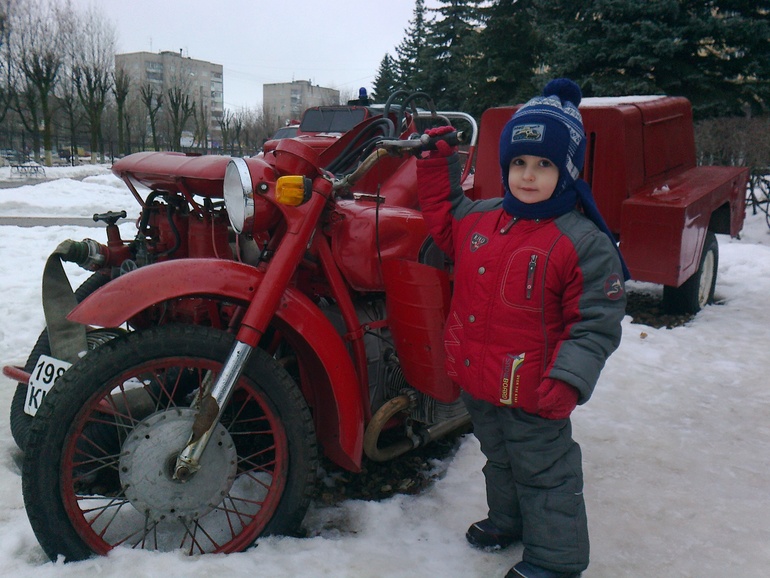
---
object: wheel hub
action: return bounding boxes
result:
[120,408,237,523]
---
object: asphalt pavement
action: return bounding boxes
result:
[0,217,101,227]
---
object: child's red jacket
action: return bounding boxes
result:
[417,154,626,415]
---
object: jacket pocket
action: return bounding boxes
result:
[501,248,546,311]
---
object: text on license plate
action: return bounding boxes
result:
[25,354,72,416]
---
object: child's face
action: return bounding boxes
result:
[507,155,559,204]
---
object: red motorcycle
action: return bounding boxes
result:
[20,94,479,561]
[5,93,474,453]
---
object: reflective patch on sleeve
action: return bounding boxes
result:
[604,273,624,300]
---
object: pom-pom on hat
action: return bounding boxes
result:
[499,78,586,196]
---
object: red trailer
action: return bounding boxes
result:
[471,96,748,313]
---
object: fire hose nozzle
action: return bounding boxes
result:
[57,238,107,271]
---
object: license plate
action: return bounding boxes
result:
[25,354,72,416]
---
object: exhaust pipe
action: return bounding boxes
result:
[363,394,471,462]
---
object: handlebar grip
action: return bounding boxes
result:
[418,130,463,150]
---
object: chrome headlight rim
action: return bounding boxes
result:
[223,157,254,234]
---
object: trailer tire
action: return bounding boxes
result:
[663,231,719,314]
[10,272,113,452]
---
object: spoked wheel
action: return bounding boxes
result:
[22,324,318,561]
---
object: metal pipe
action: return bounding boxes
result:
[363,395,413,462]
[3,365,30,384]
[363,395,472,462]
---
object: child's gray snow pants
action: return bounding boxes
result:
[462,391,589,574]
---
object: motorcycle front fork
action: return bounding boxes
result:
[173,340,253,482]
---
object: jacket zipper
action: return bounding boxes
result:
[526,254,538,299]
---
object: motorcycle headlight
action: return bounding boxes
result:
[223,158,253,234]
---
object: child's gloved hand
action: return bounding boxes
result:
[536,378,579,420]
[423,125,457,158]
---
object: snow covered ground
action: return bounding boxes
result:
[0,165,768,577]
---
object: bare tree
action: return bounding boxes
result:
[166,85,194,151]
[192,98,209,152]
[12,0,68,166]
[232,110,244,156]
[112,65,130,157]
[13,80,40,160]
[237,107,262,154]
[162,57,195,151]
[56,1,82,164]
[124,92,146,154]
[73,4,115,163]
[218,108,233,154]
[0,0,17,126]
[140,82,163,151]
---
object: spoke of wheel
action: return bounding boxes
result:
[131,512,160,550]
[238,448,278,486]
[95,388,143,428]
[220,495,246,536]
[71,451,121,484]
[77,495,130,519]
[225,390,268,425]
[113,518,161,549]
[225,492,267,511]
[93,499,130,539]
[191,519,223,552]
[229,413,272,426]
[148,366,189,410]
[220,494,262,527]
[177,517,217,555]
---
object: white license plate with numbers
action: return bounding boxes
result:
[24,355,72,416]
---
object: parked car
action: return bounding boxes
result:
[270,124,300,140]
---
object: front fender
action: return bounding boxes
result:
[69,259,364,471]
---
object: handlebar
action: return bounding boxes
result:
[331,130,464,192]
[378,130,465,154]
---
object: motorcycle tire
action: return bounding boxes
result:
[10,272,112,451]
[22,324,318,562]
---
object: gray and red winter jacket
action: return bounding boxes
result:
[417,153,626,414]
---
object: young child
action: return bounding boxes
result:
[416,79,628,578]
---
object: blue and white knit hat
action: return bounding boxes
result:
[499,78,586,195]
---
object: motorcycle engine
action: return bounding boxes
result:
[320,298,465,426]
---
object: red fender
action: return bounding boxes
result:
[68,258,364,472]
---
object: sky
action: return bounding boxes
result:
[0,164,769,576]
[68,0,435,110]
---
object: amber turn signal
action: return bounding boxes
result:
[275,175,310,206]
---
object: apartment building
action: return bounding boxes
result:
[263,80,340,125]
[115,50,224,147]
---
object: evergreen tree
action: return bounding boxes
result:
[533,0,770,118]
[421,0,481,110]
[395,0,432,92]
[683,0,770,116]
[371,54,400,103]
[468,0,543,116]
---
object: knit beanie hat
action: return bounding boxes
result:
[499,78,586,196]
[499,78,632,280]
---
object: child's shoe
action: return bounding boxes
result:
[506,561,581,578]
[465,518,519,550]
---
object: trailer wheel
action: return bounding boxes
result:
[663,231,719,314]
[10,272,113,451]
